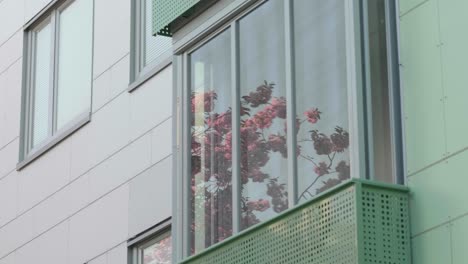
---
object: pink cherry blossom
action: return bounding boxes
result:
[304,108,321,124]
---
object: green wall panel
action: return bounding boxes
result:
[400,0,428,15]
[408,150,468,235]
[451,216,468,263]
[400,0,446,174]
[438,0,468,154]
[411,225,452,264]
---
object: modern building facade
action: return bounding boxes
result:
[0,0,466,263]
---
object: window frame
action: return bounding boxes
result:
[172,0,404,261]
[128,218,172,264]
[18,0,94,170]
[129,0,173,92]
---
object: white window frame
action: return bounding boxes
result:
[172,0,404,262]
[18,0,94,170]
[129,0,173,92]
[128,219,172,264]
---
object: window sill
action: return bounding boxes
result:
[128,54,173,93]
[16,112,91,171]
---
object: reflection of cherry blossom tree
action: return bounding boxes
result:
[190,81,350,251]
[143,235,172,264]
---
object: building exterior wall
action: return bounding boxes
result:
[1,0,468,263]
[400,0,468,263]
[0,0,173,264]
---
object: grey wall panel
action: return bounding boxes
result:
[128,157,172,237]
[93,0,131,78]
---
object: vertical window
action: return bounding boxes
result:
[56,0,93,130]
[20,0,93,165]
[131,0,172,85]
[293,0,350,203]
[190,28,232,254]
[238,0,288,229]
[129,223,172,264]
[175,0,403,259]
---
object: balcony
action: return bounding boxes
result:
[180,179,410,264]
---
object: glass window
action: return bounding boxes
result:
[31,21,52,148]
[129,226,172,264]
[176,0,403,259]
[56,0,93,130]
[131,0,172,83]
[238,0,288,229]
[293,0,350,203]
[21,0,93,162]
[189,28,232,254]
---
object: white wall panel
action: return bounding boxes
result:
[93,0,130,77]
[129,66,172,140]
[68,185,128,264]
[15,221,68,264]
[70,94,131,180]
[0,31,22,77]
[0,171,18,227]
[18,140,71,214]
[0,139,18,179]
[0,0,24,46]
[128,158,172,237]
[88,132,151,202]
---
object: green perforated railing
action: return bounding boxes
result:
[180,179,410,264]
[152,0,200,36]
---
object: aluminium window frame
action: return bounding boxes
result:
[18,0,94,170]
[128,218,172,264]
[129,0,173,92]
[172,0,403,261]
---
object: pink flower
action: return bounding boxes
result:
[191,91,217,113]
[271,97,287,119]
[207,111,232,133]
[250,106,276,129]
[242,81,274,107]
[268,134,287,158]
[247,199,270,212]
[249,168,268,182]
[314,162,329,176]
[304,108,321,124]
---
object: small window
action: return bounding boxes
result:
[129,223,172,264]
[19,0,93,167]
[130,0,172,88]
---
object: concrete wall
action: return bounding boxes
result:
[0,0,173,263]
[400,0,468,263]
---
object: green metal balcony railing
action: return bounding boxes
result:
[152,0,218,36]
[180,179,410,264]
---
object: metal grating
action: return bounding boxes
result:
[152,0,200,36]
[185,186,358,264]
[180,180,410,264]
[360,186,411,264]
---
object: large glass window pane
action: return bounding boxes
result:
[190,29,231,254]
[293,0,351,203]
[239,0,288,229]
[56,0,93,130]
[143,0,172,67]
[32,22,52,148]
[142,231,172,264]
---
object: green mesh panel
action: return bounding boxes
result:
[360,186,411,264]
[180,180,410,264]
[152,0,200,36]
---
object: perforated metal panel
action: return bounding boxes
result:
[152,0,200,36]
[180,180,410,264]
[360,186,411,264]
